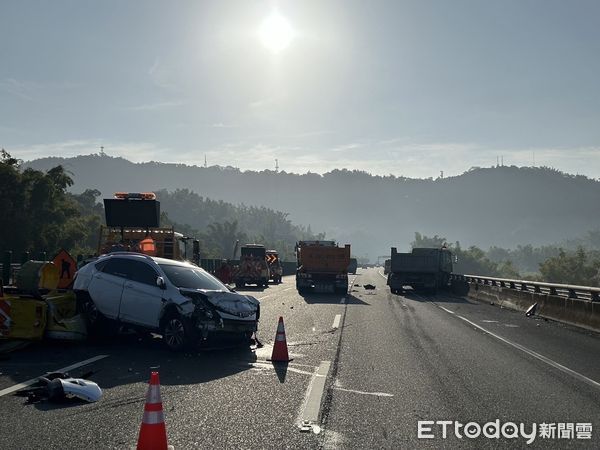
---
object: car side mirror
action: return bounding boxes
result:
[156,276,166,289]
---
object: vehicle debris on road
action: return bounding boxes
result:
[15,371,102,404]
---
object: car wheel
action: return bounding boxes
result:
[76,292,114,338]
[161,313,196,351]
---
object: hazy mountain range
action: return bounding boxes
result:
[26,154,600,260]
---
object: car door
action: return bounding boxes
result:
[87,258,129,319]
[118,260,164,328]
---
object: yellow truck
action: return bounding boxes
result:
[97,226,188,261]
[295,240,351,294]
[98,192,191,261]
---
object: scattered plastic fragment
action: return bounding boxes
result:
[525,303,538,317]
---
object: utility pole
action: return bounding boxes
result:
[100,146,105,156]
[275,158,279,172]
[501,156,504,166]
[204,155,207,168]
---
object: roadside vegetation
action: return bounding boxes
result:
[412,232,600,287]
[0,151,323,261]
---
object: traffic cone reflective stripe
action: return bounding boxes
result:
[268,316,292,362]
[137,371,169,450]
[146,383,162,404]
[142,410,165,425]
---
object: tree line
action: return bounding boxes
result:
[411,232,600,287]
[0,151,323,262]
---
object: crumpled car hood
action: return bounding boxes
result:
[180,289,259,318]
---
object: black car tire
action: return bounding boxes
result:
[161,312,197,352]
[76,291,116,338]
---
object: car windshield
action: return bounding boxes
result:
[159,264,228,291]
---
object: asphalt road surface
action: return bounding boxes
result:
[1,268,599,449]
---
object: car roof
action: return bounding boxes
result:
[98,252,195,268]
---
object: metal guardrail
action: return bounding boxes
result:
[0,263,22,286]
[451,274,600,302]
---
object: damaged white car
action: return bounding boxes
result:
[73,253,260,351]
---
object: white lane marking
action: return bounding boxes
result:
[0,354,110,398]
[482,320,499,323]
[378,271,386,279]
[257,295,272,300]
[333,386,394,398]
[297,360,331,432]
[332,314,341,329]
[438,306,455,315]
[440,309,600,390]
[281,287,293,292]
[340,297,346,304]
[251,362,323,377]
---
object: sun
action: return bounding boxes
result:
[259,13,293,53]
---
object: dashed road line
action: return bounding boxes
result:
[333,385,394,398]
[0,354,110,398]
[332,314,341,329]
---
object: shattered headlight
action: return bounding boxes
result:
[180,289,216,319]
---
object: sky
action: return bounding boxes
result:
[1,0,599,179]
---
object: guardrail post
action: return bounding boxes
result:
[549,286,558,296]
[568,289,577,299]
[3,251,12,286]
[500,281,506,287]
[484,279,489,285]
[491,280,497,286]
[510,282,516,289]
[534,285,542,293]
[521,282,528,291]
[592,292,600,302]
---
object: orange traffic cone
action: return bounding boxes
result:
[268,316,292,363]
[137,371,170,450]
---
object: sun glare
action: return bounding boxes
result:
[259,13,293,53]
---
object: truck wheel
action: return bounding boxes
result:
[335,285,348,294]
[161,312,196,352]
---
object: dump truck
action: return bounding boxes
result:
[233,244,270,288]
[98,192,193,261]
[296,241,351,294]
[387,247,453,294]
[347,258,358,275]
[384,259,391,275]
[266,250,283,284]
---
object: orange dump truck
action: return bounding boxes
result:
[295,241,351,294]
